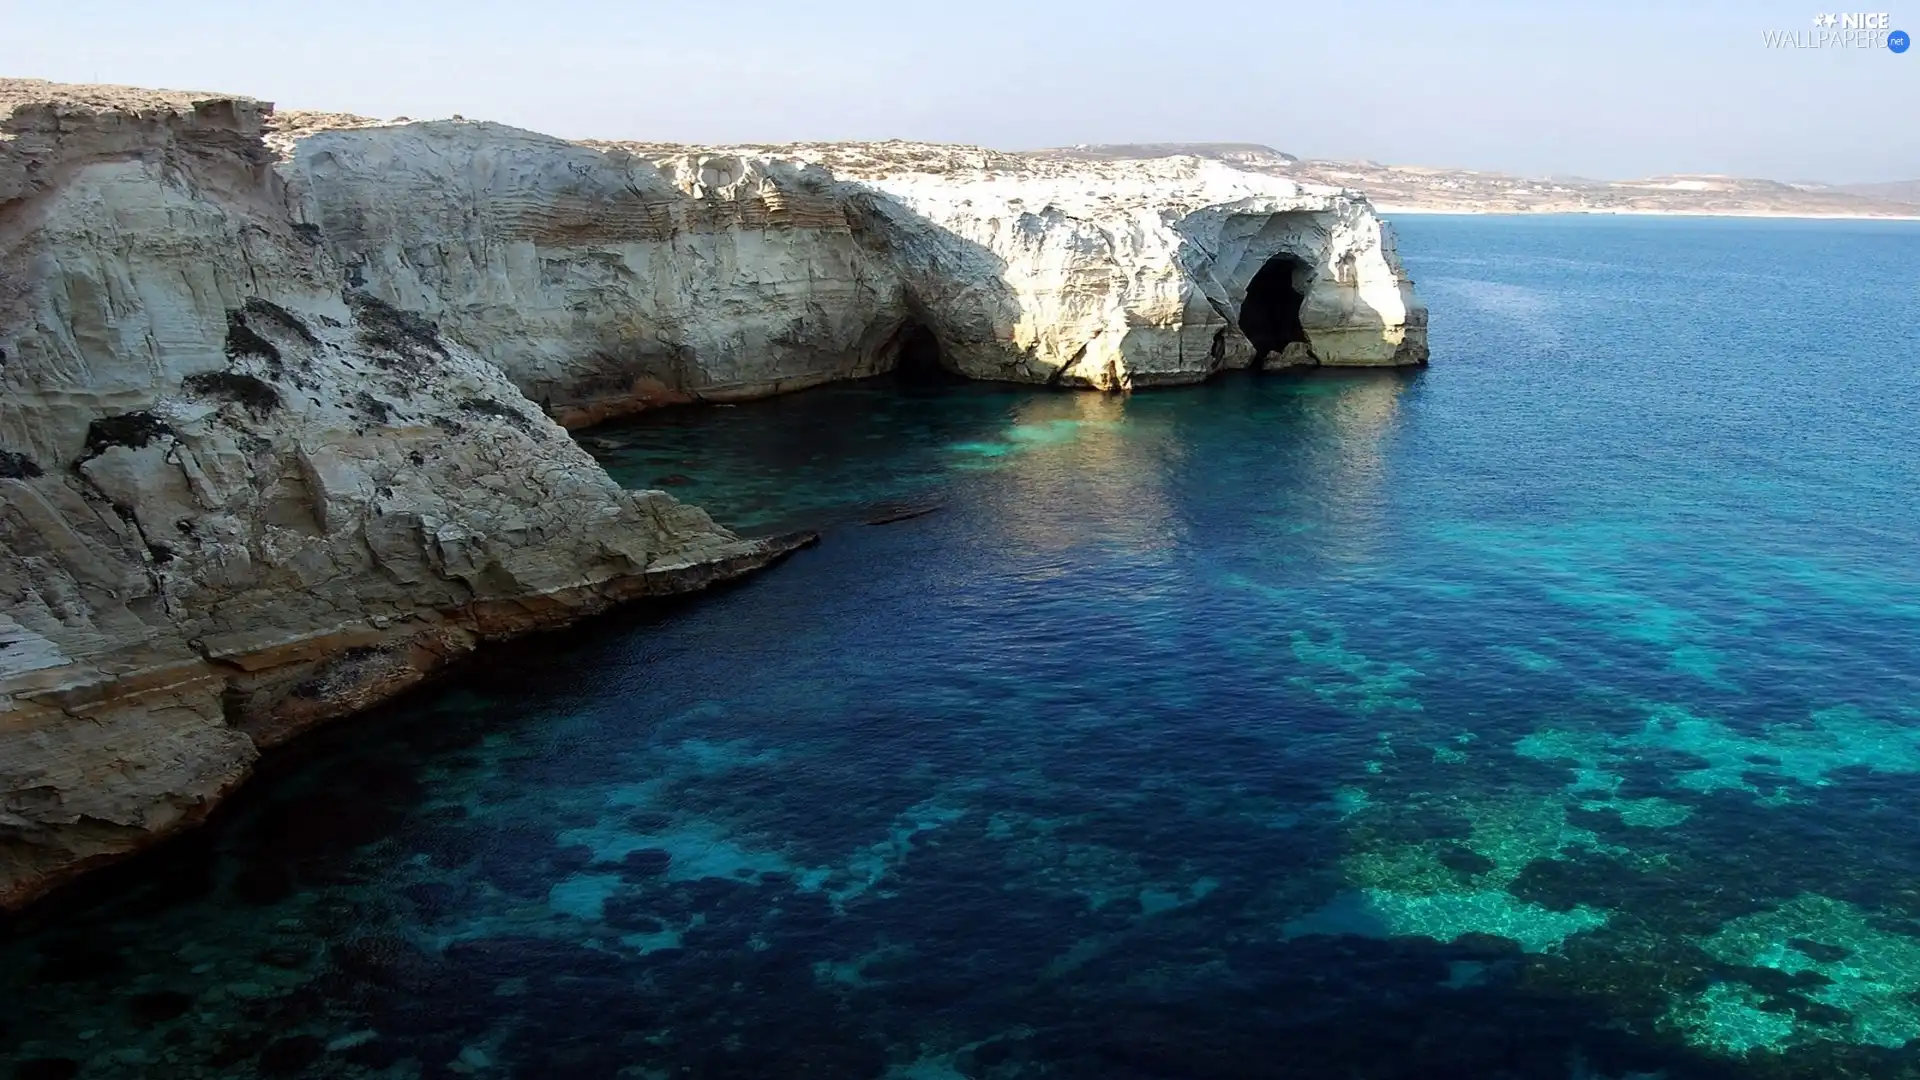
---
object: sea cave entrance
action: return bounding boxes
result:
[887,319,961,388]
[1239,253,1312,369]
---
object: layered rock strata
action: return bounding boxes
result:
[0,83,807,910]
[0,79,1426,909]
[285,127,1426,424]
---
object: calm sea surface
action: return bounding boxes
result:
[3,215,1918,1079]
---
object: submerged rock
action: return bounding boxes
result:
[12,1059,81,1080]
[126,990,195,1025]
[865,503,945,526]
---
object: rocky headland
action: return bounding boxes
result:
[0,79,1427,909]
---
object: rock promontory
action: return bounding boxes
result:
[282,124,1426,424]
[0,79,1426,909]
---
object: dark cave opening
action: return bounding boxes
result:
[1239,254,1312,369]
[890,321,958,388]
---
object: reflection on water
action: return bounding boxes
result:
[1292,371,1408,567]
[975,392,1187,572]
[2,217,1919,1080]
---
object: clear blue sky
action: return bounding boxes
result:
[4,0,1914,182]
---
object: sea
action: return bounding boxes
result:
[2,214,1917,1079]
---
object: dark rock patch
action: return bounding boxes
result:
[183,371,282,416]
[352,390,394,423]
[551,843,597,876]
[618,847,673,879]
[205,1029,272,1069]
[257,943,315,970]
[1788,936,1854,963]
[231,860,295,906]
[82,411,173,457]
[1361,804,1473,845]
[348,292,449,363]
[474,824,576,899]
[460,396,534,431]
[35,938,128,982]
[241,297,319,346]
[601,900,665,934]
[865,502,943,526]
[413,825,482,870]
[332,933,439,991]
[441,935,627,984]
[1508,853,1671,918]
[252,790,407,863]
[401,880,470,917]
[1610,748,1716,800]
[256,1034,324,1077]
[289,643,402,701]
[12,1059,81,1080]
[223,309,282,366]
[334,1033,405,1071]
[127,990,195,1025]
[0,448,43,479]
[1436,845,1497,877]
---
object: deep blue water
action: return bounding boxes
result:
[3,215,1919,1079]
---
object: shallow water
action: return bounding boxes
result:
[4,215,1920,1079]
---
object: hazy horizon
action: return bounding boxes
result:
[5,0,1915,184]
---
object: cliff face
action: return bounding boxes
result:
[854,164,1425,387]
[0,79,1427,910]
[284,129,1426,422]
[282,123,907,427]
[0,83,803,910]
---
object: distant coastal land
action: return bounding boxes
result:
[1040,143,1920,221]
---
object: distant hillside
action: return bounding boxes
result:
[1034,143,1919,219]
[1032,143,1300,168]
[1833,180,1920,205]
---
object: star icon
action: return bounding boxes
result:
[1822,13,1838,26]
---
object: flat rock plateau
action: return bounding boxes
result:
[0,79,1427,909]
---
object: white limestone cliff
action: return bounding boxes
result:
[0,79,1427,910]
[0,83,807,909]
[838,151,1427,388]
[282,128,1426,422]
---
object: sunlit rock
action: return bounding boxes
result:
[0,76,1426,909]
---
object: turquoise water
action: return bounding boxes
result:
[3,215,1919,1079]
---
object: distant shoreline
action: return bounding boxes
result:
[1373,205,1920,222]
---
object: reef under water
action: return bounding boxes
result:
[0,215,1917,1079]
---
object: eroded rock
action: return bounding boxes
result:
[282,125,1427,418]
[0,77,1426,909]
[0,82,808,910]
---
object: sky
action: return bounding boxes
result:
[3,0,1915,183]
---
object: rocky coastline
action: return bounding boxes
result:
[0,79,1427,910]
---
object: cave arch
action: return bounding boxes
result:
[884,319,960,388]
[1239,254,1313,369]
